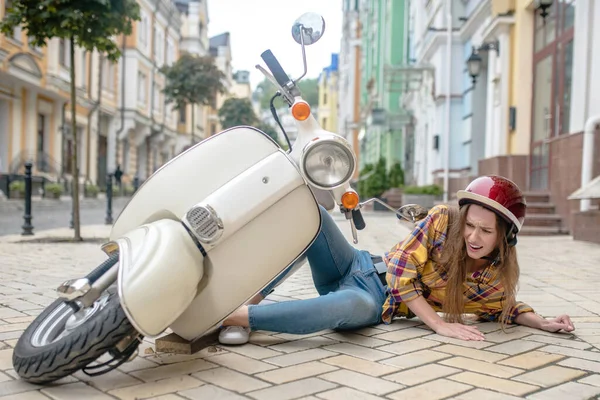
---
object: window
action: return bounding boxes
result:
[179,107,186,123]
[137,71,146,103]
[153,84,161,111]
[166,38,175,65]
[155,27,164,64]
[59,39,70,67]
[138,11,149,48]
[80,51,87,87]
[102,59,115,91]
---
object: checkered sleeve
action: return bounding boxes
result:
[475,301,535,324]
[381,205,448,324]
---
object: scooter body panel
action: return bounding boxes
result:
[114,219,205,337]
[169,184,321,341]
[110,127,282,241]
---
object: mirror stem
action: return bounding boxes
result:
[295,27,309,82]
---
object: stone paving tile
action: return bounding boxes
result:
[441,356,525,378]
[525,381,600,400]
[254,361,337,384]
[319,369,404,396]
[262,348,337,367]
[107,376,203,400]
[485,339,547,355]
[386,378,472,400]
[193,366,272,392]
[315,386,382,400]
[452,388,524,399]
[578,374,600,387]
[497,350,566,369]
[0,392,51,400]
[1,216,600,399]
[205,353,278,374]
[321,342,392,362]
[245,377,336,400]
[178,384,249,399]
[448,371,539,396]
[321,355,400,377]
[267,336,339,354]
[380,349,452,369]
[383,363,461,386]
[558,357,600,373]
[41,382,114,399]
[512,365,586,387]
[434,343,509,362]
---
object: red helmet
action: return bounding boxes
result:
[456,175,527,233]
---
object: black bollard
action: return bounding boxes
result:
[21,162,34,236]
[133,176,140,193]
[105,173,113,225]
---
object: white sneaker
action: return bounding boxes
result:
[218,326,250,345]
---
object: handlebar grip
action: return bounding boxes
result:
[261,50,290,87]
[352,209,366,230]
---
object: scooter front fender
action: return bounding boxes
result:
[113,219,204,337]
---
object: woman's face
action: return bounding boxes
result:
[463,204,499,260]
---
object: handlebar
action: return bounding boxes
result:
[261,50,291,88]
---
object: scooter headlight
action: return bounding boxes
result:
[301,137,356,190]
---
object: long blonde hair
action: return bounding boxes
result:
[434,204,520,329]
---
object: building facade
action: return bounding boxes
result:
[338,0,362,179]
[357,0,410,175]
[317,53,339,134]
[0,0,239,196]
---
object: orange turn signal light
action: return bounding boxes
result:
[341,191,360,210]
[291,101,311,121]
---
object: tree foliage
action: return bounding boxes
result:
[0,0,139,62]
[0,0,140,241]
[161,53,227,111]
[218,98,257,129]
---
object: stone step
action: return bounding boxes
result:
[524,191,551,203]
[520,225,565,236]
[527,202,556,214]
[525,214,563,227]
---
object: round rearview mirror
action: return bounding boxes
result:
[292,13,326,46]
[397,204,429,223]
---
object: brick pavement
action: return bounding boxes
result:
[1,212,600,399]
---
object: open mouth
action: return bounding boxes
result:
[468,243,483,252]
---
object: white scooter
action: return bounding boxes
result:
[11,13,427,384]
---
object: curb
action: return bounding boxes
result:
[0,224,112,244]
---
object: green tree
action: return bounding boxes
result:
[218,98,257,129]
[161,53,226,144]
[388,162,405,188]
[0,0,140,241]
[253,77,319,111]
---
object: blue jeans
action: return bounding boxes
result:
[248,206,388,334]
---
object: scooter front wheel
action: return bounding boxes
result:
[12,286,137,384]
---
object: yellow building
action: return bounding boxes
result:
[0,0,98,186]
[317,54,339,133]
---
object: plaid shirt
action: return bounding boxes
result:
[381,204,534,325]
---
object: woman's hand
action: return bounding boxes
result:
[435,322,486,341]
[540,314,575,333]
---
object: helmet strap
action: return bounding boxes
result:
[506,225,518,247]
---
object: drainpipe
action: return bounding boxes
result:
[113,34,127,172]
[145,0,160,179]
[86,53,102,181]
[443,0,452,202]
[580,115,600,211]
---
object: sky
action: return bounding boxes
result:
[207,0,343,91]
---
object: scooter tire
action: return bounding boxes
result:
[12,287,136,384]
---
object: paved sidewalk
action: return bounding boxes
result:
[0,213,600,399]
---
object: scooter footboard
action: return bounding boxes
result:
[169,185,321,341]
[114,219,205,337]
